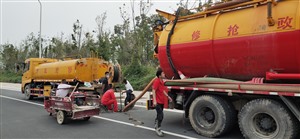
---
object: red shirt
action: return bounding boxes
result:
[101,89,116,103]
[152,78,167,104]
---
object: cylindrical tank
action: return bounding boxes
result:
[33,58,110,82]
[157,0,300,80]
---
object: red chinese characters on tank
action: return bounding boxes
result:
[227,24,239,36]
[277,16,293,29]
[192,30,200,41]
[68,67,72,73]
[55,67,59,74]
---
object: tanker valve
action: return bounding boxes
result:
[267,17,275,26]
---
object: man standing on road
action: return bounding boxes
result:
[152,68,172,137]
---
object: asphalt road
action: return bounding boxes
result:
[0,89,243,139]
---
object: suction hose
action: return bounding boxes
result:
[122,78,156,112]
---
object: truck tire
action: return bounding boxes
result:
[189,95,236,137]
[57,110,67,125]
[238,99,299,139]
[24,84,33,100]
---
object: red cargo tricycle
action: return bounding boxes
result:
[44,90,100,124]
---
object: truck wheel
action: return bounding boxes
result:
[24,85,33,100]
[189,95,236,137]
[238,99,299,139]
[57,110,67,125]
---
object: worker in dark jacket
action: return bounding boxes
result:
[101,72,110,94]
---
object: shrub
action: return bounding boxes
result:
[121,64,156,90]
[0,70,22,83]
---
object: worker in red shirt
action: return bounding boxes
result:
[101,85,118,112]
[152,68,172,137]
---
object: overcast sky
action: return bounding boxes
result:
[0,0,191,45]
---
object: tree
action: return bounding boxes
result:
[0,44,18,70]
[94,12,112,61]
[176,0,216,14]
[21,33,40,58]
[80,32,96,58]
[114,0,155,66]
[71,19,82,56]
[48,36,66,58]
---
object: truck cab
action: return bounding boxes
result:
[21,58,57,94]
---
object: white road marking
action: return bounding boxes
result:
[0,95,44,107]
[1,84,184,114]
[94,116,196,139]
[0,95,196,139]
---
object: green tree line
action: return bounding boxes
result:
[0,1,163,90]
[0,0,213,89]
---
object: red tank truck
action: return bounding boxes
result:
[151,0,300,138]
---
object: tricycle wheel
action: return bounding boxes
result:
[57,110,67,124]
[83,117,91,121]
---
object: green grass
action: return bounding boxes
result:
[0,70,22,83]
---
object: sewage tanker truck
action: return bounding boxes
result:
[21,57,120,100]
[151,0,300,138]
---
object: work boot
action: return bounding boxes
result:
[155,127,164,137]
